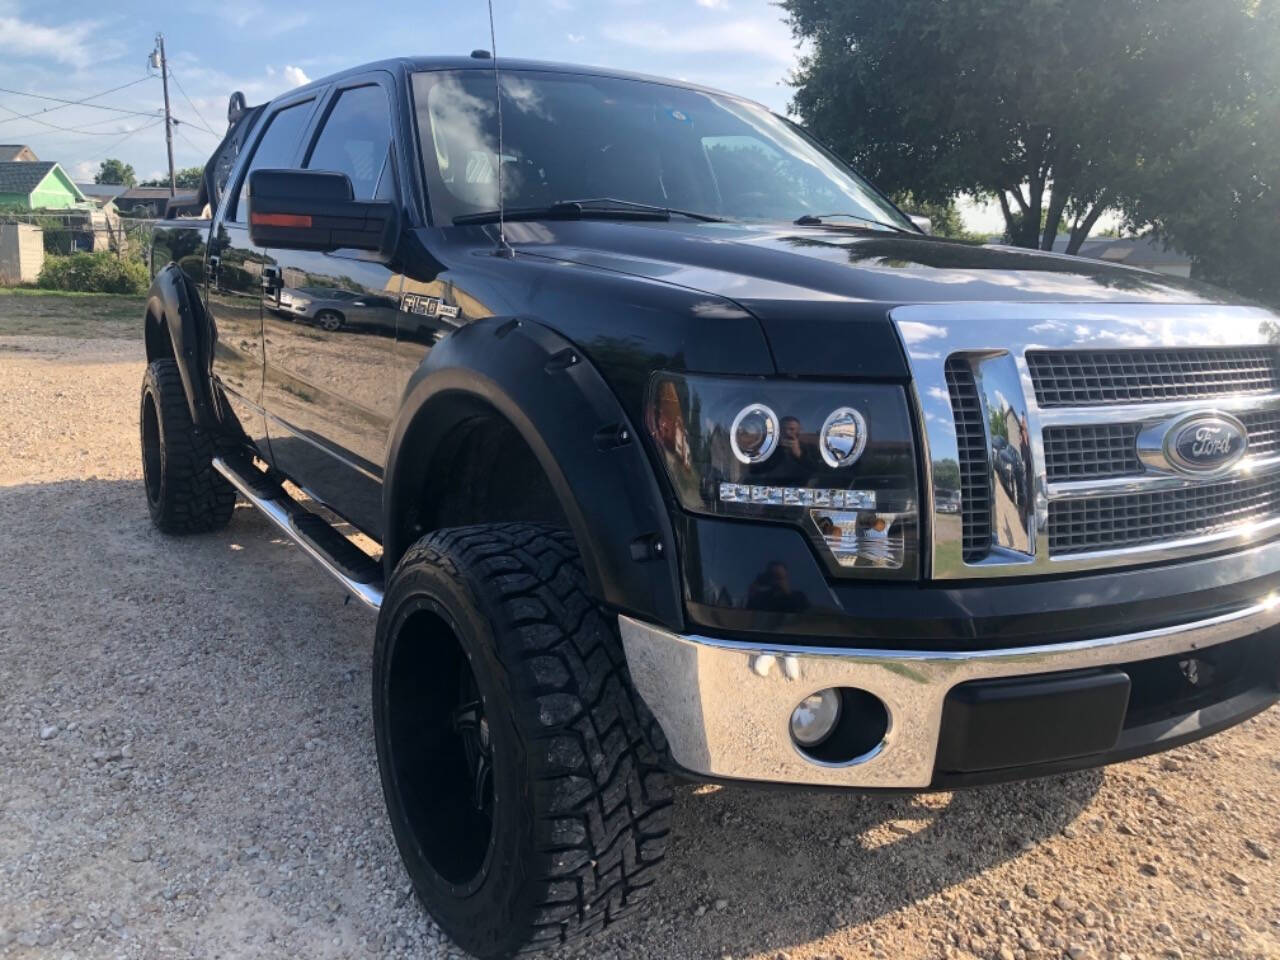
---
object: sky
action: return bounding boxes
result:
[0,0,1025,232]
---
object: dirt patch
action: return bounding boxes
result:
[0,291,144,340]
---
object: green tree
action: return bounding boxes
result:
[140,166,205,190]
[94,158,136,187]
[893,194,978,242]
[932,459,961,492]
[783,0,1274,254]
[1124,89,1280,307]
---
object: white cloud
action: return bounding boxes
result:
[600,17,794,63]
[0,15,97,67]
[897,321,948,345]
[220,2,308,34]
[696,0,730,7]
[283,65,310,88]
[566,32,584,43]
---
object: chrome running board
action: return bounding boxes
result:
[212,456,384,610]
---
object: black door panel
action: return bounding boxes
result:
[260,76,400,536]
[207,221,269,452]
[208,96,319,459]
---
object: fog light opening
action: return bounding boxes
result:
[792,687,890,766]
[790,688,842,747]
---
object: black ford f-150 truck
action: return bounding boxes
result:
[140,55,1280,958]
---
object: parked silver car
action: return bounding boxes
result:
[273,286,397,332]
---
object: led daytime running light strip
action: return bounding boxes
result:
[719,483,876,509]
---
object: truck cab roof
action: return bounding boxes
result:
[285,54,763,109]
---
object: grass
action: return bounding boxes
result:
[0,287,144,338]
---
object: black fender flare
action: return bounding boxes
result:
[145,263,215,429]
[383,316,684,632]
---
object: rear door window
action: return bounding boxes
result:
[305,84,394,200]
[232,99,314,222]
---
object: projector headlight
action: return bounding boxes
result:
[646,373,919,578]
[730,403,779,464]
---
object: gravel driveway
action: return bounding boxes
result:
[1,301,1277,960]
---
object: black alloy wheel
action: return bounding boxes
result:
[373,523,673,958]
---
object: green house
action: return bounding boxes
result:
[0,161,89,211]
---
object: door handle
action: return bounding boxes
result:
[260,265,281,291]
[206,255,219,285]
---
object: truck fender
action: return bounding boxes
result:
[145,263,215,429]
[383,316,684,632]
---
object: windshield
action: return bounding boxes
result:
[411,69,911,230]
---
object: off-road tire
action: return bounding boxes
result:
[373,523,673,958]
[139,359,236,534]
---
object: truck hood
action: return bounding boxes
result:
[506,218,1223,305]
[503,218,1237,376]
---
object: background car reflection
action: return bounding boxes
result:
[271,285,400,334]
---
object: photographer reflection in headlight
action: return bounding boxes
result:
[778,415,804,461]
[746,560,810,613]
[771,414,822,474]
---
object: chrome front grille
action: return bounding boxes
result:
[944,357,992,562]
[1044,411,1280,483]
[1027,347,1280,407]
[1241,409,1280,458]
[1043,424,1143,482]
[894,303,1280,579]
[1048,473,1280,555]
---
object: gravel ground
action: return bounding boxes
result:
[1,310,1278,960]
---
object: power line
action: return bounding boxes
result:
[30,113,127,132]
[166,66,220,136]
[0,102,155,137]
[0,85,161,119]
[0,76,156,126]
[83,118,166,167]
[171,116,221,138]
[173,124,209,158]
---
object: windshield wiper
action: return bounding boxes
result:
[794,212,911,233]
[559,197,726,223]
[454,197,725,225]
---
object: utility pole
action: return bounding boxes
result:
[152,33,176,197]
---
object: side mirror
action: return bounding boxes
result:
[909,214,933,236]
[248,169,398,260]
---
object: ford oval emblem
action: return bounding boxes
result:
[1164,412,1248,474]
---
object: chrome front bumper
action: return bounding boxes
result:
[618,599,1280,789]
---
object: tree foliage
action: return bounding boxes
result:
[94,158,136,187]
[783,0,1276,255]
[140,166,204,190]
[1126,85,1280,306]
[892,194,979,242]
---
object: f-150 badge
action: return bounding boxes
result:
[400,293,460,320]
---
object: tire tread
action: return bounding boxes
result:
[141,359,236,534]
[394,523,672,954]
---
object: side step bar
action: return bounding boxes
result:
[212,456,384,611]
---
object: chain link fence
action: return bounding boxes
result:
[0,210,152,259]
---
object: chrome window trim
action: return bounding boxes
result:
[892,302,1280,579]
[619,598,1280,788]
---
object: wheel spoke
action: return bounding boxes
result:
[452,699,482,735]
[472,749,492,813]
[451,697,493,814]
